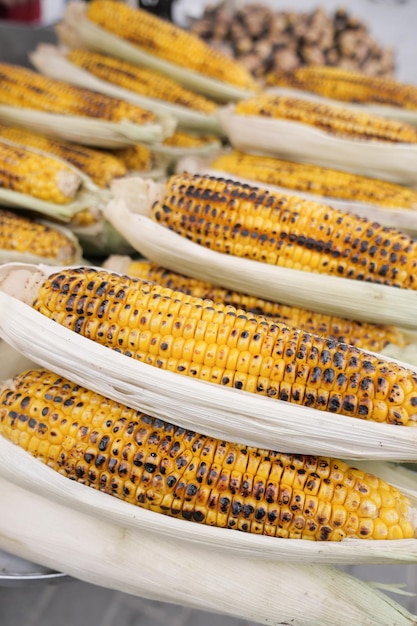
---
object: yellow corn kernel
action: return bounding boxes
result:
[234,94,417,143]
[0,62,156,124]
[0,140,82,203]
[210,150,417,210]
[0,208,80,264]
[86,0,258,91]
[66,48,217,114]
[150,173,417,291]
[119,259,407,353]
[32,266,417,426]
[265,66,417,111]
[0,124,126,188]
[1,368,415,541]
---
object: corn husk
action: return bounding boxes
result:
[0,340,37,381]
[58,1,258,103]
[0,137,106,222]
[266,85,417,127]
[0,218,83,266]
[30,44,223,136]
[103,176,417,330]
[217,104,417,187]
[1,479,417,625]
[1,263,417,462]
[177,154,417,237]
[0,104,174,150]
[1,406,417,566]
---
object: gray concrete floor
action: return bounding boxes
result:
[1,0,417,624]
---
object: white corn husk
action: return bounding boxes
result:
[58,2,258,104]
[1,263,417,462]
[1,480,416,625]
[0,218,83,266]
[0,104,175,150]
[1,415,417,565]
[177,155,417,237]
[102,176,417,329]
[216,104,417,187]
[30,44,223,136]
[0,136,105,221]
[266,85,417,128]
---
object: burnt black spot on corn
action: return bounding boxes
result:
[234,94,417,143]
[210,150,417,210]
[121,259,408,353]
[32,267,417,426]
[265,66,417,111]
[150,173,417,291]
[66,48,218,114]
[0,124,127,188]
[0,140,82,203]
[86,0,258,91]
[0,208,79,263]
[1,368,415,541]
[0,62,156,124]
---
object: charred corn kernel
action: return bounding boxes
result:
[211,150,417,210]
[86,0,258,91]
[0,208,79,263]
[163,131,218,148]
[1,368,415,541]
[0,124,126,188]
[66,48,218,114]
[0,140,81,203]
[151,173,417,290]
[234,94,417,143]
[32,266,417,426]
[121,259,407,352]
[0,62,156,124]
[266,66,417,111]
[110,144,153,172]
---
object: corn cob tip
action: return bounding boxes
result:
[0,265,57,305]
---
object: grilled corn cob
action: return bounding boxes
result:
[151,173,417,290]
[110,144,153,172]
[163,131,219,149]
[66,48,218,114]
[0,208,81,264]
[0,140,82,204]
[0,124,127,188]
[265,66,417,111]
[1,368,415,541]
[0,63,156,124]
[31,266,417,426]
[210,150,417,210]
[85,0,258,91]
[115,258,407,353]
[234,94,417,143]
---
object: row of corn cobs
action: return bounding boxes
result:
[2,0,417,618]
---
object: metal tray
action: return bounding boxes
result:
[0,549,67,586]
